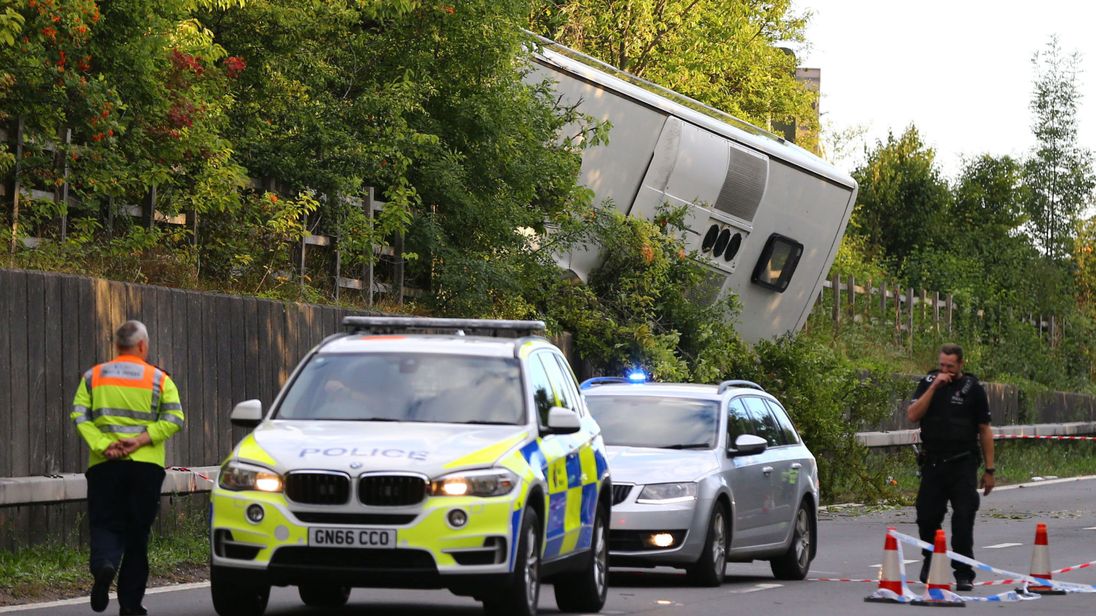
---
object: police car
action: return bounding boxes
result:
[209,317,611,616]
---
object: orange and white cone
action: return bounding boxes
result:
[912,529,965,607]
[865,527,906,603]
[1020,523,1066,595]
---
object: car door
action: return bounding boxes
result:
[765,398,812,540]
[530,351,588,560]
[741,396,790,545]
[549,353,601,556]
[724,396,773,549]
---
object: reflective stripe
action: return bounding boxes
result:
[83,369,94,396]
[161,402,182,411]
[91,407,155,421]
[151,370,164,416]
[72,414,91,425]
[99,425,148,434]
[162,413,184,427]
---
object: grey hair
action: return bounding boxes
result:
[115,320,149,349]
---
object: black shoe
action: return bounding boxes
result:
[956,577,974,592]
[119,606,148,616]
[919,560,930,584]
[90,564,115,613]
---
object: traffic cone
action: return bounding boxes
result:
[911,529,965,608]
[865,527,906,603]
[1019,523,1066,595]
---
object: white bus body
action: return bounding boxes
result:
[529,40,857,343]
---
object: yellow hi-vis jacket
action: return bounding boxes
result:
[71,355,185,469]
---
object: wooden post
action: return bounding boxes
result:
[933,291,941,331]
[142,185,157,230]
[907,287,915,353]
[847,276,856,320]
[59,128,72,240]
[8,116,24,256]
[831,274,841,329]
[894,284,901,334]
[920,288,928,323]
[947,294,954,335]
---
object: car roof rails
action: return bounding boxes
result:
[717,379,765,394]
[341,316,546,338]
[579,376,633,390]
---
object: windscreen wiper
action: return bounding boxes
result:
[663,443,711,450]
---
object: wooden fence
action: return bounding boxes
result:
[810,275,1061,350]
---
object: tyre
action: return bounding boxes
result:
[298,584,351,608]
[686,503,728,587]
[553,504,609,612]
[484,507,541,616]
[769,502,814,580]
[210,565,270,616]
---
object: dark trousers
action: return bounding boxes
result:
[86,461,166,610]
[915,454,980,581]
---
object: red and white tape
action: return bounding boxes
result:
[994,434,1096,441]
[169,466,214,483]
[976,560,1096,587]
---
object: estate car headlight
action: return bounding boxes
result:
[431,469,518,497]
[218,461,284,493]
[636,482,697,504]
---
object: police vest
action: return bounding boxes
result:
[71,355,185,468]
[919,375,980,452]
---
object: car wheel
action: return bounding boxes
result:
[210,565,270,616]
[686,503,728,587]
[484,507,541,616]
[298,583,351,608]
[553,504,609,612]
[769,502,813,580]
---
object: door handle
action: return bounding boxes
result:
[762,466,774,475]
[790,463,802,469]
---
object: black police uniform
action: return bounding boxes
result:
[911,370,991,583]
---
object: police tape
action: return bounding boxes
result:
[994,434,1096,441]
[888,529,1096,595]
[168,466,214,483]
[975,560,1096,587]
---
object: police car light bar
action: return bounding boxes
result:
[341,316,546,338]
[716,379,765,394]
[580,376,632,390]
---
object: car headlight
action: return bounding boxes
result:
[430,469,518,497]
[637,482,697,504]
[218,461,284,493]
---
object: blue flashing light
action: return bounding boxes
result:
[626,370,648,383]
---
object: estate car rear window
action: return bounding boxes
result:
[275,353,525,425]
[586,396,720,449]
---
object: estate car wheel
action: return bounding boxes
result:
[298,583,351,608]
[210,565,270,616]
[484,507,541,616]
[686,504,728,587]
[769,502,814,580]
[553,504,609,612]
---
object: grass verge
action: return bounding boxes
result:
[0,514,208,606]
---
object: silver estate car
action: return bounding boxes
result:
[581,378,819,586]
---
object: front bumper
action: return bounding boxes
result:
[210,487,522,588]
[608,491,711,567]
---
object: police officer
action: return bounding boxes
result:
[907,343,995,591]
[71,321,185,615]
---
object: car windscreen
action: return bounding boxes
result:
[585,396,719,449]
[274,353,525,424]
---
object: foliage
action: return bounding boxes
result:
[529,0,819,150]
[1023,36,1095,262]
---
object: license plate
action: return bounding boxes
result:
[308,527,396,548]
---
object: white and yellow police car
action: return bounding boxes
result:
[210,317,611,616]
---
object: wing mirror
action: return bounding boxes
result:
[545,406,581,435]
[729,434,767,457]
[230,399,264,429]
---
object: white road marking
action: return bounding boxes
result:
[1084,527,1096,531]
[0,582,210,613]
[727,583,783,594]
[994,474,1096,491]
[983,542,1023,549]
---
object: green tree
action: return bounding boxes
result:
[529,0,818,150]
[849,126,952,276]
[1023,36,1094,261]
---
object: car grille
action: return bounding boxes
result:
[612,483,633,505]
[293,512,417,525]
[285,472,351,505]
[358,475,427,506]
[270,547,435,572]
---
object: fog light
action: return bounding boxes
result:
[246,504,265,524]
[649,532,675,548]
[447,509,468,528]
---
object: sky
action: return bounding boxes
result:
[792,0,1096,180]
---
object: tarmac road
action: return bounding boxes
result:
[5,476,1095,615]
